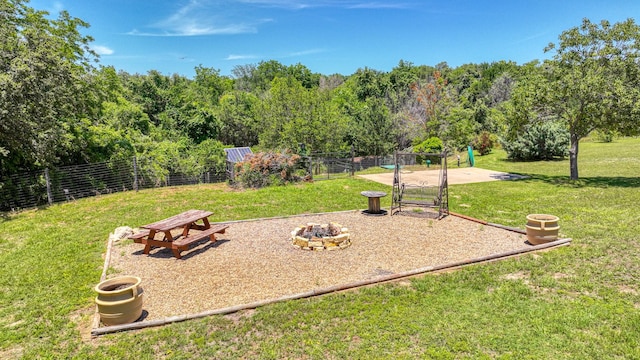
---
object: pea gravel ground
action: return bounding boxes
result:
[106,210,533,322]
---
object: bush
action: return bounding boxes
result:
[473,131,497,156]
[413,137,443,166]
[234,150,306,188]
[413,137,443,153]
[591,129,617,143]
[501,121,569,161]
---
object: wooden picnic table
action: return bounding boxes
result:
[129,209,228,259]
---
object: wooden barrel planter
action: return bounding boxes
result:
[525,214,560,245]
[95,276,144,326]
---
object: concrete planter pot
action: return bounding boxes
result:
[95,276,143,326]
[525,214,560,245]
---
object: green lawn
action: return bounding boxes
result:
[1,138,639,359]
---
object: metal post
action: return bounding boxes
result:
[44,168,52,205]
[350,145,355,176]
[133,156,139,192]
[327,157,330,180]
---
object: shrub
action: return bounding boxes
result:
[501,121,569,161]
[413,137,443,166]
[234,150,305,188]
[473,131,497,156]
[591,129,617,143]
[413,137,443,153]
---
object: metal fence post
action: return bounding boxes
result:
[44,168,52,205]
[327,156,330,180]
[133,156,139,192]
[350,145,355,176]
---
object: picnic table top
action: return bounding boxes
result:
[141,209,213,232]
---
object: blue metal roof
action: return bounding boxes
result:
[224,147,253,163]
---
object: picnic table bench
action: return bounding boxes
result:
[128,209,228,259]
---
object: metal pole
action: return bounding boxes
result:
[327,157,330,180]
[350,145,355,176]
[44,168,52,205]
[133,156,139,192]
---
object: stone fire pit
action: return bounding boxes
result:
[291,223,351,250]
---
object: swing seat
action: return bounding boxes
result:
[390,151,449,218]
[397,183,440,210]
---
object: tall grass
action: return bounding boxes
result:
[0,138,639,358]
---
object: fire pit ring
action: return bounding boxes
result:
[291,223,351,251]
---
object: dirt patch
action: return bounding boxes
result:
[0,346,23,359]
[503,271,530,281]
[618,285,639,296]
[224,309,256,324]
[70,306,96,342]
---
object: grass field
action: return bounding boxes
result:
[1,138,639,359]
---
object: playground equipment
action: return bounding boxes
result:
[390,151,449,218]
[467,145,475,167]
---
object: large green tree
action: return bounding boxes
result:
[352,97,396,157]
[217,91,260,147]
[258,77,347,153]
[513,19,640,179]
[232,60,319,93]
[122,70,169,126]
[335,82,397,156]
[0,0,97,171]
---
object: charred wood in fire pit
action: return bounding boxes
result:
[297,223,341,239]
[292,222,351,251]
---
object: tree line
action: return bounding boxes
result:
[2,0,640,180]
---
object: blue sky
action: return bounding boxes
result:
[31,0,640,78]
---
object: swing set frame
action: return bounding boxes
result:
[390,151,449,219]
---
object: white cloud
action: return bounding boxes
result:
[39,1,65,17]
[53,1,64,13]
[235,0,312,9]
[225,48,326,61]
[92,45,114,55]
[225,54,261,60]
[128,23,257,37]
[128,0,266,37]
[511,31,550,45]
[236,0,412,10]
[347,2,412,9]
[286,48,326,57]
[126,0,411,37]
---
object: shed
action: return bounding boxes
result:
[224,147,253,181]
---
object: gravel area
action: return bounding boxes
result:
[107,210,531,322]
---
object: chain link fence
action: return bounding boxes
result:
[1,150,473,211]
[307,153,389,180]
[0,158,226,211]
